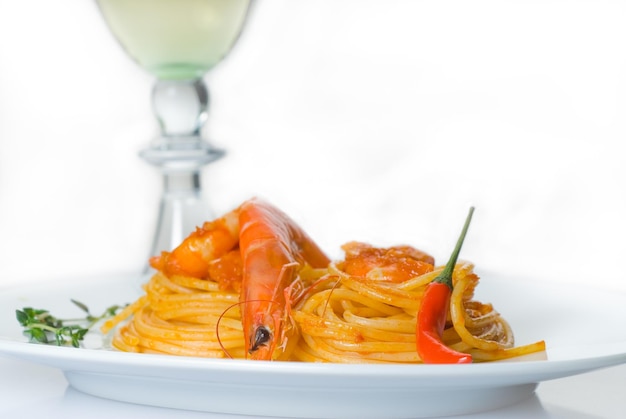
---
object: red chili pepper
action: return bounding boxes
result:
[416,207,474,364]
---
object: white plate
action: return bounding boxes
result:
[1,272,625,418]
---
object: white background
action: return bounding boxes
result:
[0,0,625,292]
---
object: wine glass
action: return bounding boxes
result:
[95,0,254,265]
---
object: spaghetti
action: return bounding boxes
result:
[291,261,545,363]
[102,259,545,362]
[102,272,246,358]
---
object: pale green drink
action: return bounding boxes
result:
[97,0,252,80]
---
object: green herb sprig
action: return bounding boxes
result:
[16,299,124,347]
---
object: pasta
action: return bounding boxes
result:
[289,261,544,363]
[102,261,545,362]
[102,272,246,358]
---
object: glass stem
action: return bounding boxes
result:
[141,78,224,272]
[149,170,207,265]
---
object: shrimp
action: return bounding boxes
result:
[238,198,330,360]
[340,241,435,283]
[149,197,330,360]
[149,209,240,280]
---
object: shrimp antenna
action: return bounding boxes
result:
[216,302,240,360]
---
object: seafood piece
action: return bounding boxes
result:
[238,198,330,360]
[340,241,435,283]
[150,209,240,280]
[207,249,243,292]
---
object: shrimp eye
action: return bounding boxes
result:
[250,326,271,353]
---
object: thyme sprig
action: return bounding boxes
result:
[16,299,124,347]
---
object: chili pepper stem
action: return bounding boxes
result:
[433,207,474,289]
